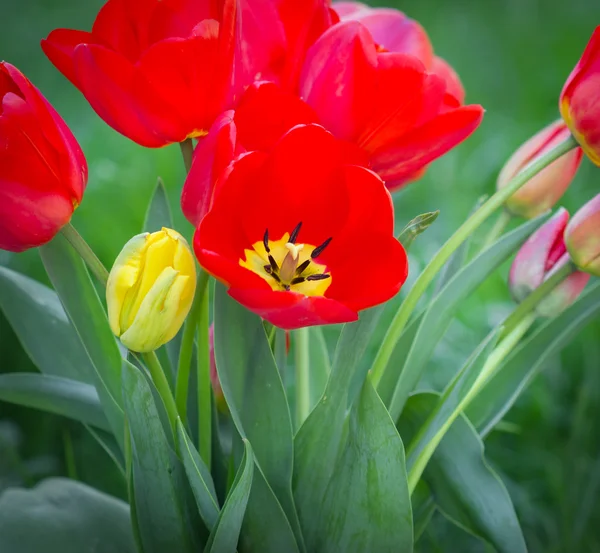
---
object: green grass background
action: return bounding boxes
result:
[1,0,600,551]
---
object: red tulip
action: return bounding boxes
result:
[560,26,600,165]
[299,21,483,189]
[42,0,238,147]
[498,120,583,219]
[181,81,319,226]
[509,208,589,316]
[0,63,87,252]
[565,193,600,276]
[194,124,407,329]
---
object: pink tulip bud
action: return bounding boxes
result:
[208,324,227,412]
[509,208,589,316]
[498,121,583,219]
[565,193,600,276]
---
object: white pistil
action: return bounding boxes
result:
[280,242,305,283]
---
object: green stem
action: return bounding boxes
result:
[371,134,578,390]
[295,327,310,429]
[501,260,574,339]
[197,276,212,468]
[481,209,512,250]
[180,139,194,173]
[142,350,178,436]
[61,223,109,285]
[175,269,210,424]
[407,313,536,494]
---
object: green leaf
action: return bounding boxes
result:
[86,426,126,475]
[405,330,499,489]
[387,213,549,421]
[308,326,330,409]
[315,377,413,553]
[468,279,600,436]
[0,373,109,431]
[214,283,301,553]
[40,235,124,446]
[0,478,136,553]
[294,307,383,550]
[0,266,94,383]
[176,420,220,530]
[398,392,527,553]
[144,177,173,231]
[122,360,204,553]
[205,440,255,553]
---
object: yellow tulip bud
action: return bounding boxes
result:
[107,228,196,352]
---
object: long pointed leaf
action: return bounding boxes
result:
[315,377,413,553]
[0,373,109,431]
[205,440,254,553]
[213,284,300,553]
[123,361,203,553]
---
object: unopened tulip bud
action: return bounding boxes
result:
[107,228,196,352]
[565,193,600,276]
[498,121,583,219]
[560,26,600,165]
[509,208,589,317]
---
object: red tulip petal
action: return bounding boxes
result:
[0,178,74,252]
[135,28,224,139]
[234,0,286,92]
[333,2,368,17]
[431,56,465,106]
[92,0,156,61]
[356,53,438,154]
[370,104,484,182]
[239,124,356,247]
[181,111,236,226]
[277,0,334,89]
[72,44,168,146]
[228,287,358,329]
[148,0,215,43]
[41,29,99,88]
[340,6,433,66]
[3,64,87,199]
[300,21,377,142]
[234,81,318,151]
[325,231,408,311]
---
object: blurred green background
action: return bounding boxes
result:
[1,0,600,551]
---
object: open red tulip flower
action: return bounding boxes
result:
[0,63,87,252]
[42,0,238,147]
[194,124,408,329]
[299,21,484,190]
[560,26,600,165]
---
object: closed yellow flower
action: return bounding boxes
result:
[107,228,196,352]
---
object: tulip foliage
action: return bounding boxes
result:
[1,1,600,552]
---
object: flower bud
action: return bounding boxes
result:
[509,208,589,317]
[560,26,600,165]
[565,193,600,276]
[498,121,583,219]
[107,228,196,352]
[208,324,227,413]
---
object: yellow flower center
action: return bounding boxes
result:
[239,222,332,296]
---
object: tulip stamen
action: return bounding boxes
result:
[296,259,311,275]
[307,273,330,281]
[263,229,270,253]
[289,222,302,244]
[311,237,332,259]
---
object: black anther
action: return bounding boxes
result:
[306,273,330,281]
[311,237,332,259]
[291,277,306,285]
[289,222,302,244]
[295,259,311,275]
[263,229,270,253]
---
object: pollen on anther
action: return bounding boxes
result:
[263,229,270,253]
[289,222,302,243]
[307,273,330,281]
[311,237,332,259]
